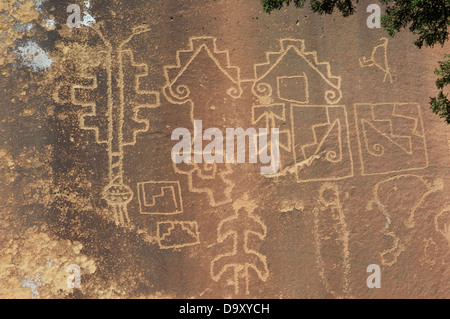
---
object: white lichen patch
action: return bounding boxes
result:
[44,18,55,30]
[21,273,45,298]
[81,11,96,27]
[15,40,53,71]
[13,22,34,32]
[33,0,46,13]
[0,0,57,68]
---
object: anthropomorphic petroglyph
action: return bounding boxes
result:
[367,175,444,266]
[359,37,393,84]
[211,194,268,295]
[312,182,350,298]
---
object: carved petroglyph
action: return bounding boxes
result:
[70,25,160,225]
[355,103,428,175]
[252,39,342,105]
[359,37,393,84]
[251,103,291,173]
[420,238,438,266]
[252,103,291,152]
[435,207,450,249]
[290,105,354,182]
[164,37,237,206]
[137,181,183,215]
[136,180,199,250]
[277,74,309,104]
[163,36,242,105]
[211,194,268,295]
[313,183,350,299]
[368,175,444,266]
[157,221,200,249]
[251,39,342,175]
[172,162,233,207]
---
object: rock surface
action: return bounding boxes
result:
[0,0,449,298]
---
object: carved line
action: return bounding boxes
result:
[210,208,268,295]
[163,36,242,104]
[313,182,350,298]
[253,39,341,104]
[359,37,393,84]
[354,103,429,176]
[290,105,354,182]
[137,181,183,215]
[156,221,200,249]
[276,74,309,104]
[369,174,444,265]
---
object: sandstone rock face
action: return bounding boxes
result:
[0,0,449,299]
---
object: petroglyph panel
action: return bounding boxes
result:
[2,0,449,300]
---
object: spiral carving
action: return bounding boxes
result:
[367,143,385,156]
[253,82,273,99]
[226,85,243,99]
[324,89,342,105]
[325,150,341,163]
[173,84,190,100]
[163,83,191,104]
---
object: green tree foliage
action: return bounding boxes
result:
[261,0,450,124]
[380,0,450,49]
[430,54,450,124]
[261,0,304,12]
[262,0,358,16]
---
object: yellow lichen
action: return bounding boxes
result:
[0,0,41,66]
